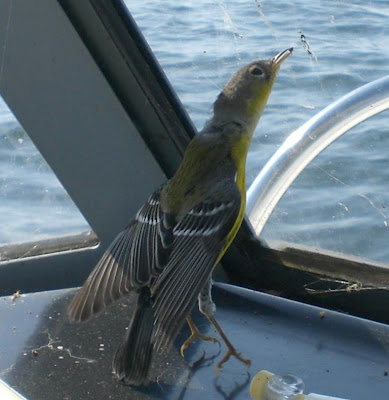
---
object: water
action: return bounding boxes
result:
[0,0,388,263]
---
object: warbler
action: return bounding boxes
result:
[68,48,292,386]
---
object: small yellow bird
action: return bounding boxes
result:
[68,48,292,385]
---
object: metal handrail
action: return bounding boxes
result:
[247,76,389,235]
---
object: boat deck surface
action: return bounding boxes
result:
[1,283,388,399]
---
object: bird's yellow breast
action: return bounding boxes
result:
[216,133,251,262]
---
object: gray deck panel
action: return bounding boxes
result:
[1,283,388,399]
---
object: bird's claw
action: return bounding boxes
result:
[214,348,251,374]
[180,330,220,357]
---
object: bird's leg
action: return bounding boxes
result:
[180,316,220,357]
[199,278,251,372]
[206,313,251,372]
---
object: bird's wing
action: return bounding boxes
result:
[151,182,241,351]
[68,187,172,322]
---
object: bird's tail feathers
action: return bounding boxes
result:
[113,287,154,386]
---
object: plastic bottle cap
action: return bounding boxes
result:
[250,370,274,399]
[250,371,350,400]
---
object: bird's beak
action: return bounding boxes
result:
[271,47,293,69]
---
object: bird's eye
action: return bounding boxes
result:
[250,67,263,76]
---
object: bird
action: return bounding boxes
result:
[67,47,293,386]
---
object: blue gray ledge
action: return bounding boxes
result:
[1,283,388,399]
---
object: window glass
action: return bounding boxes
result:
[261,111,389,262]
[127,1,389,263]
[0,96,91,246]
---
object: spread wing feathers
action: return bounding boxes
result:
[68,188,173,322]
[151,186,241,351]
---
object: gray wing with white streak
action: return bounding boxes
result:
[151,180,241,352]
[68,187,173,322]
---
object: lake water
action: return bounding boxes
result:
[0,0,388,263]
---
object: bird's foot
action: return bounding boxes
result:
[206,314,251,373]
[180,317,220,357]
[214,346,251,374]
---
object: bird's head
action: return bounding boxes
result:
[210,48,293,134]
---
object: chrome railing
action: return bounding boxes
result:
[247,76,389,235]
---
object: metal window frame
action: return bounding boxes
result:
[0,0,194,292]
